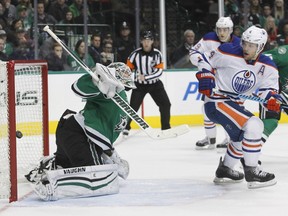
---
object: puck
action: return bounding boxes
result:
[16,130,23,139]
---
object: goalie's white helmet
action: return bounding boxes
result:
[241,25,268,56]
[107,62,136,89]
[216,17,233,42]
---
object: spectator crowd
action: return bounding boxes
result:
[170,0,288,68]
[1,0,288,70]
[0,0,136,71]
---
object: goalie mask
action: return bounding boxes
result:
[107,62,136,89]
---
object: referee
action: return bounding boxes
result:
[123,30,171,136]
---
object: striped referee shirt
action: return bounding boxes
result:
[127,47,164,84]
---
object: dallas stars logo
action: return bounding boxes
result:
[115,115,127,132]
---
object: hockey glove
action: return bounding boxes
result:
[196,68,215,97]
[264,91,283,112]
[92,63,125,98]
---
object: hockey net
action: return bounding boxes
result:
[0,60,49,202]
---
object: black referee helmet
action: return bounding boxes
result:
[141,30,154,40]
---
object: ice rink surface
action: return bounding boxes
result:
[1,124,288,216]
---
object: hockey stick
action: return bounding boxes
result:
[43,25,189,139]
[213,89,288,109]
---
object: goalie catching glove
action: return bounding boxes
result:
[92,63,125,98]
[196,68,215,97]
[264,91,283,112]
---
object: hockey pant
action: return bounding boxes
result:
[201,97,229,141]
[54,109,129,179]
[55,109,104,168]
[204,101,263,168]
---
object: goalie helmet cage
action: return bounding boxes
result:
[0,60,49,202]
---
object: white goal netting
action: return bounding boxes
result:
[0,61,49,201]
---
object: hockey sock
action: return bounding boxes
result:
[261,118,278,144]
[203,104,216,139]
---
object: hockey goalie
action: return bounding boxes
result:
[25,62,135,201]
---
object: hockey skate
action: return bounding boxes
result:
[216,138,229,148]
[25,155,58,184]
[33,178,58,201]
[216,138,229,153]
[213,157,244,184]
[195,136,216,150]
[240,158,277,189]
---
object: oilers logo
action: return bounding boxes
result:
[232,70,256,93]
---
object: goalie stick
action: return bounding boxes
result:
[43,26,189,139]
[213,89,288,109]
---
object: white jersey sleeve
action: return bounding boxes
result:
[189,32,221,68]
[189,38,205,67]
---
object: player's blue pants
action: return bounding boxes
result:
[204,101,254,142]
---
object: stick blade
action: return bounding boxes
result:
[144,124,190,140]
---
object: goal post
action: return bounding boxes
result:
[0,60,49,202]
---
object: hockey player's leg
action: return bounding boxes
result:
[261,118,278,144]
[216,130,230,152]
[214,141,244,184]
[208,101,252,183]
[25,155,58,183]
[32,164,119,201]
[196,104,216,150]
[123,87,146,137]
[242,116,276,189]
[25,155,59,201]
[259,103,280,145]
[33,178,57,201]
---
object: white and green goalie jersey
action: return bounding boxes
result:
[71,74,128,150]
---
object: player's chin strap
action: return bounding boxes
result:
[43,25,190,140]
[213,88,288,109]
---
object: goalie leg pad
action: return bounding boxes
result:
[102,151,129,180]
[25,155,57,183]
[32,164,119,201]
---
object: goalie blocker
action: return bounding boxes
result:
[31,164,119,201]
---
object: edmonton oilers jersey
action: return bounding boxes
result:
[202,43,279,102]
[190,32,240,67]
